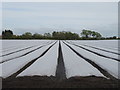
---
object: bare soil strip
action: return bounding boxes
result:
[55,41,66,81]
[67,41,120,62]
[1,42,53,64]
[1,45,36,57]
[63,41,117,80]
[6,41,57,79]
[2,76,119,88]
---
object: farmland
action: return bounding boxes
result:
[1,40,119,88]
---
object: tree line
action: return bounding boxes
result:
[1,29,119,40]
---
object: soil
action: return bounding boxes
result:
[2,76,119,89]
[55,41,66,80]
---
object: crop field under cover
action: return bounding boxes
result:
[0,40,119,88]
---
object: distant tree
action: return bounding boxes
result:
[72,33,79,40]
[81,29,102,39]
[52,31,58,39]
[113,36,117,39]
[91,31,96,38]
[95,32,102,38]
[52,31,56,37]
[3,29,117,40]
[52,31,80,40]
[44,33,51,37]
[33,33,43,39]
[22,32,32,39]
[2,30,13,39]
[81,29,89,38]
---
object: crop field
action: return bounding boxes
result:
[1,40,120,88]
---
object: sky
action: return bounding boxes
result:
[2,2,118,37]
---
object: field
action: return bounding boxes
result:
[1,40,120,88]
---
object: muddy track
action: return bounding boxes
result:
[69,41,120,56]
[55,41,66,81]
[1,45,36,57]
[1,42,53,64]
[6,41,57,79]
[63,41,117,80]
[67,41,120,62]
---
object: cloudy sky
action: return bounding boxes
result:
[2,2,118,37]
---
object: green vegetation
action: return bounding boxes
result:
[81,29,101,39]
[52,31,79,40]
[2,30,14,39]
[1,29,119,40]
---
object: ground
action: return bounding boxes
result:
[2,76,119,88]
[1,40,120,89]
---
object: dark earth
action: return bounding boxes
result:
[2,76,119,88]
